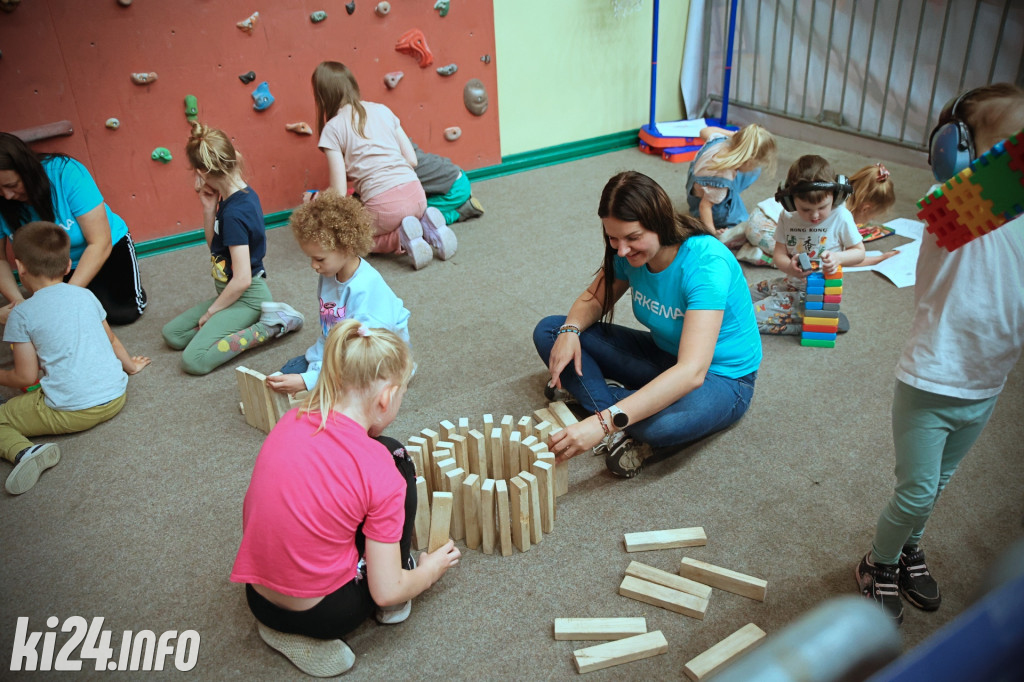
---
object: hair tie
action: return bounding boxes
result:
[356,326,372,337]
[875,163,890,183]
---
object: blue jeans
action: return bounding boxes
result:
[280,355,309,375]
[532,315,757,450]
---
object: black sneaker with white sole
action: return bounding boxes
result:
[604,436,651,479]
[898,545,941,611]
[855,553,904,625]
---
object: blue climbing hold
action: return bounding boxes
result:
[252,81,274,111]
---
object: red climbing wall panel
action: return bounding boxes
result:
[0,0,500,243]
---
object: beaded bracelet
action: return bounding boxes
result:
[557,325,581,336]
[594,409,611,435]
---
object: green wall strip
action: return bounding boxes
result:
[135,130,640,259]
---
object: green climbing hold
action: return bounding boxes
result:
[184,94,198,121]
[152,147,172,164]
[310,10,327,23]
[433,0,449,17]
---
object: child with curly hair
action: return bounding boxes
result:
[266,189,410,395]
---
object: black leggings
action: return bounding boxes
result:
[67,232,147,325]
[245,435,417,640]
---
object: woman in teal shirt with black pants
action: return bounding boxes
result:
[0,132,146,325]
[533,171,761,478]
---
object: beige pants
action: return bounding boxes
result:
[0,390,126,463]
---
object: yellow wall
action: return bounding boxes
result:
[493,0,690,156]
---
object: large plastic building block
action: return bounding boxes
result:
[917,128,1024,251]
[662,145,703,163]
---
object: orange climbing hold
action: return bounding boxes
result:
[395,28,433,68]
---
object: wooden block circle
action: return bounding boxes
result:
[408,414,561,555]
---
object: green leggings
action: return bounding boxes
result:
[161,277,276,375]
[426,171,472,225]
[871,380,998,565]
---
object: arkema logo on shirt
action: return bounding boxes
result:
[633,291,684,319]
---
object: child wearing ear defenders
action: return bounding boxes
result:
[854,82,1024,626]
[749,155,865,335]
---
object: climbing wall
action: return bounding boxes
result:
[0,0,500,243]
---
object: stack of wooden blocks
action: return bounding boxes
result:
[801,264,843,348]
[555,526,768,677]
[415,401,578,556]
[235,366,306,433]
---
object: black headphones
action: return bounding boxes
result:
[927,89,977,182]
[774,176,853,212]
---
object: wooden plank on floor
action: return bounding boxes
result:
[618,576,708,620]
[554,617,647,641]
[682,623,766,681]
[572,631,668,674]
[625,561,712,600]
[624,527,707,552]
[678,557,767,602]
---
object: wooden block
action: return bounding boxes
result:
[682,623,766,681]
[519,471,543,544]
[516,415,533,438]
[449,433,468,472]
[489,428,504,485]
[535,452,556,470]
[508,476,530,552]
[408,436,431,492]
[679,557,767,602]
[436,458,457,492]
[482,414,494,444]
[427,492,453,553]
[436,440,455,456]
[554,617,647,641]
[495,479,513,556]
[457,417,469,438]
[445,467,465,541]
[533,407,557,428]
[528,442,548,461]
[431,451,449,494]
[521,435,539,450]
[467,429,486,478]
[420,428,440,456]
[507,431,522,481]
[250,368,280,433]
[555,459,569,498]
[414,477,430,551]
[618,575,708,619]
[265,380,292,424]
[530,460,555,533]
[481,479,496,555]
[407,445,424,481]
[624,561,712,600]
[235,367,261,429]
[624,527,707,552]
[548,400,578,428]
[439,419,456,441]
[572,631,668,674]
[533,420,552,445]
[463,474,482,550]
[237,368,268,433]
[500,414,514,443]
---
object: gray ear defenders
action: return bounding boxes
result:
[928,90,976,183]
[774,176,853,212]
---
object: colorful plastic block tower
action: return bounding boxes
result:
[916,128,1024,251]
[801,264,842,348]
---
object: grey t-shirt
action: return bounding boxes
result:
[412,142,462,195]
[4,283,127,410]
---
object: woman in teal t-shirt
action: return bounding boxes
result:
[0,132,147,325]
[533,171,761,478]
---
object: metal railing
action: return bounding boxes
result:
[699,0,1023,152]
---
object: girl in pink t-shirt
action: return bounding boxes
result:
[231,320,460,676]
[309,61,457,271]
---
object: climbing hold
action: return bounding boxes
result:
[238,70,256,84]
[105,118,120,130]
[117,0,132,6]
[481,54,491,64]
[375,1,390,16]
[236,11,259,33]
[130,72,158,85]
[436,63,457,77]
[433,0,450,17]
[345,1,355,15]
[151,147,172,163]
[0,0,20,12]
[251,82,274,111]
[444,127,461,141]
[310,10,327,23]
[184,94,198,121]
[463,78,488,116]
[383,71,404,89]
[395,28,433,68]
[286,122,313,135]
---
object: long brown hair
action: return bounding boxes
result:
[312,61,368,138]
[595,171,713,323]
[0,132,72,229]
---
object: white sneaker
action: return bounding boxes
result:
[420,207,457,260]
[256,622,355,677]
[259,302,304,338]
[6,443,61,495]
[399,216,432,270]
[376,554,415,624]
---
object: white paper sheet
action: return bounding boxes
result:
[871,240,921,288]
[884,218,926,241]
[653,118,706,137]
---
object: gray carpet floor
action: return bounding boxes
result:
[2,136,1022,681]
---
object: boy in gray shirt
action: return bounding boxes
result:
[412,142,484,225]
[0,221,150,495]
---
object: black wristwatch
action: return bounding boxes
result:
[607,405,629,429]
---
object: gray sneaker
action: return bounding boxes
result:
[259,302,304,338]
[604,436,651,478]
[420,207,457,260]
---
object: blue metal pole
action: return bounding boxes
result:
[720,0,739,125]
[649,0,660,134]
